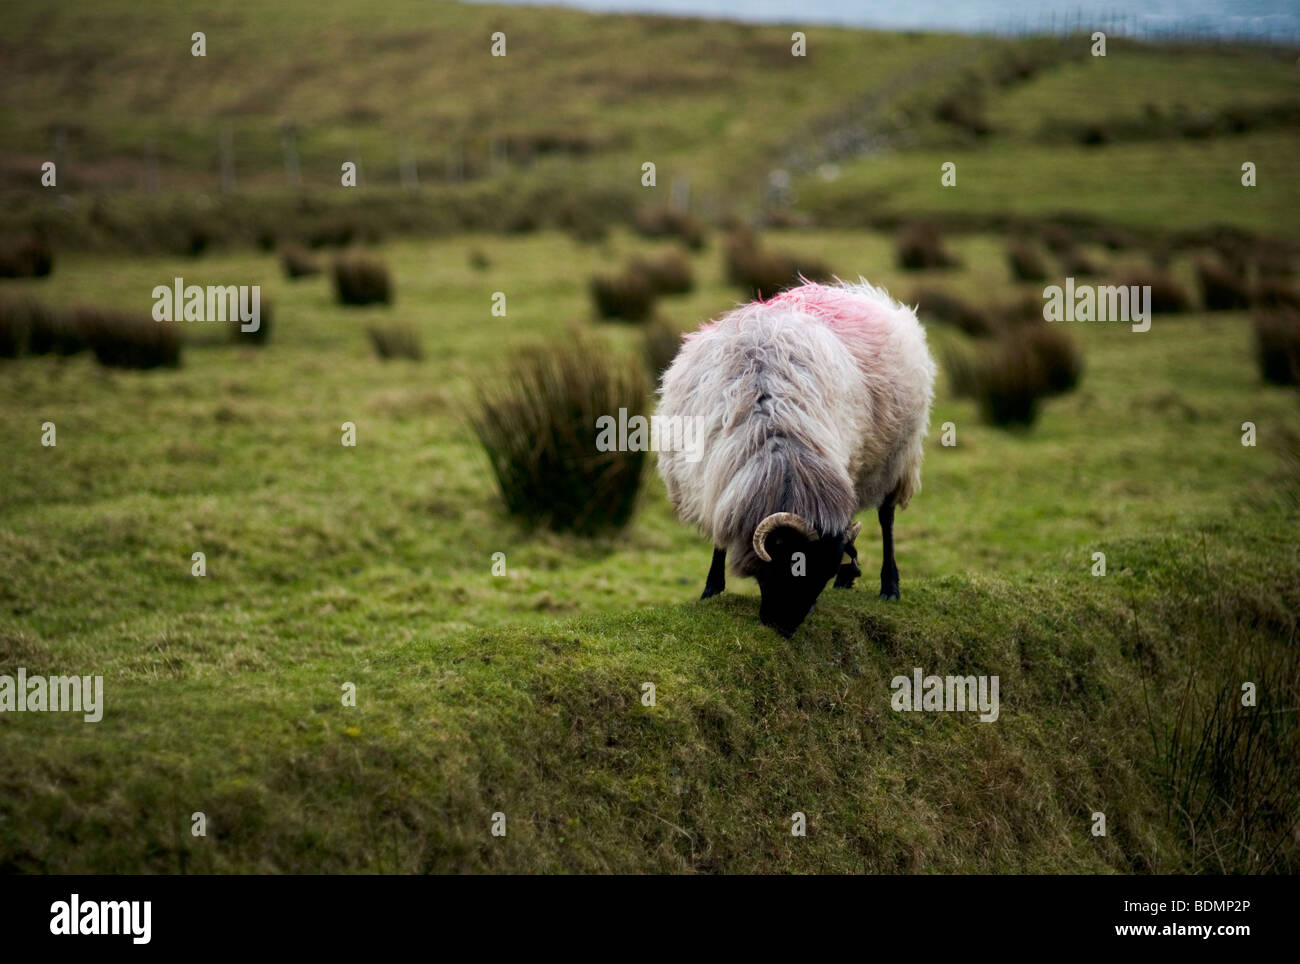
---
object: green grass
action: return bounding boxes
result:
[983,43,1300,137]
[798,133,1299,236]
[796,38,1300,238]
[2,229,1298,872]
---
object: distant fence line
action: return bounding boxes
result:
[984,7,1299,44]
[21,22,1297,201]
[30,128,603,198]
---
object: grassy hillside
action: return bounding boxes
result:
[2,228,1298,872]
[0,0,972,195]
[3,3,1296,245]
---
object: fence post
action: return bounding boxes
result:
[400,140,418,191]
[671,175,690,212]
[53,126,67,189]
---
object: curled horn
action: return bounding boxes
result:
[752,512,819,562]
[846,521,862,542]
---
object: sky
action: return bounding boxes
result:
[467,0,1300,40]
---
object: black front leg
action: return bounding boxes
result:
[701,546,726,599]
[878,503,900,601]
[834,539,861,589]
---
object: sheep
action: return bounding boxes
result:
[656,279,936,636]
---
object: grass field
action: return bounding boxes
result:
[1,1,1298,874]
[3,229,1298,872]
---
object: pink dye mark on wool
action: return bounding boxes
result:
[766,282,894,338]
[682,280,901,349]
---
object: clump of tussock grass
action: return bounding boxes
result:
[229,298,271,346]
[75,306,181,370]
[941,345,981,399]
[1149,624,1300,873]
[557,200,611,245]
[468,248,491,271]
[590,268,656,323]
[1058,246,1103,278]
[1069,99,1300,147]
[1006,241,1049,282]
[1254,279,1300,312]
[994,293,1048,328]
[1252,308,1300,386]
[1025,324,1083,395]
[1217,98,1300,137]
[472,336,647,534]
[933,90,993,137]
[628,248,694,296]
[947,324,1083,427]
[280,245,321,279]
[503,202,542,235]
[722,230,758,285]
[910,287,996,337]
[28,310,87,357]
[1076,121,1114,146]
[990,50,1049,87]
[501,128,604,159]
[965,340,1045,426]
[307,219,359,249]
[184,221,216,258]
[0,235,54,278]
[0,296,81,358]
[366,323,424,361]
[1116,268,1192,314]
[1256,244,1294,281]
[1038,223,1077,254]
[642,318,683,380]
[633,206,706,251]
[1195,258,1251,311]
[332,255,393,306]
[1099,225,1137,252]
[896,222,960,271]
[1203,232,1254,279]
[0,299,28,358]
[723,230,833,299]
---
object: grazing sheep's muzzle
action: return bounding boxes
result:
[762,608,814,638]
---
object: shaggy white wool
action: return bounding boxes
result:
[657,279,936,575]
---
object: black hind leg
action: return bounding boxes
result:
[701,547,726,599]
[878,503,900,601]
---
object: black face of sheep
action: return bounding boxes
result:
[751,513,854,637]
